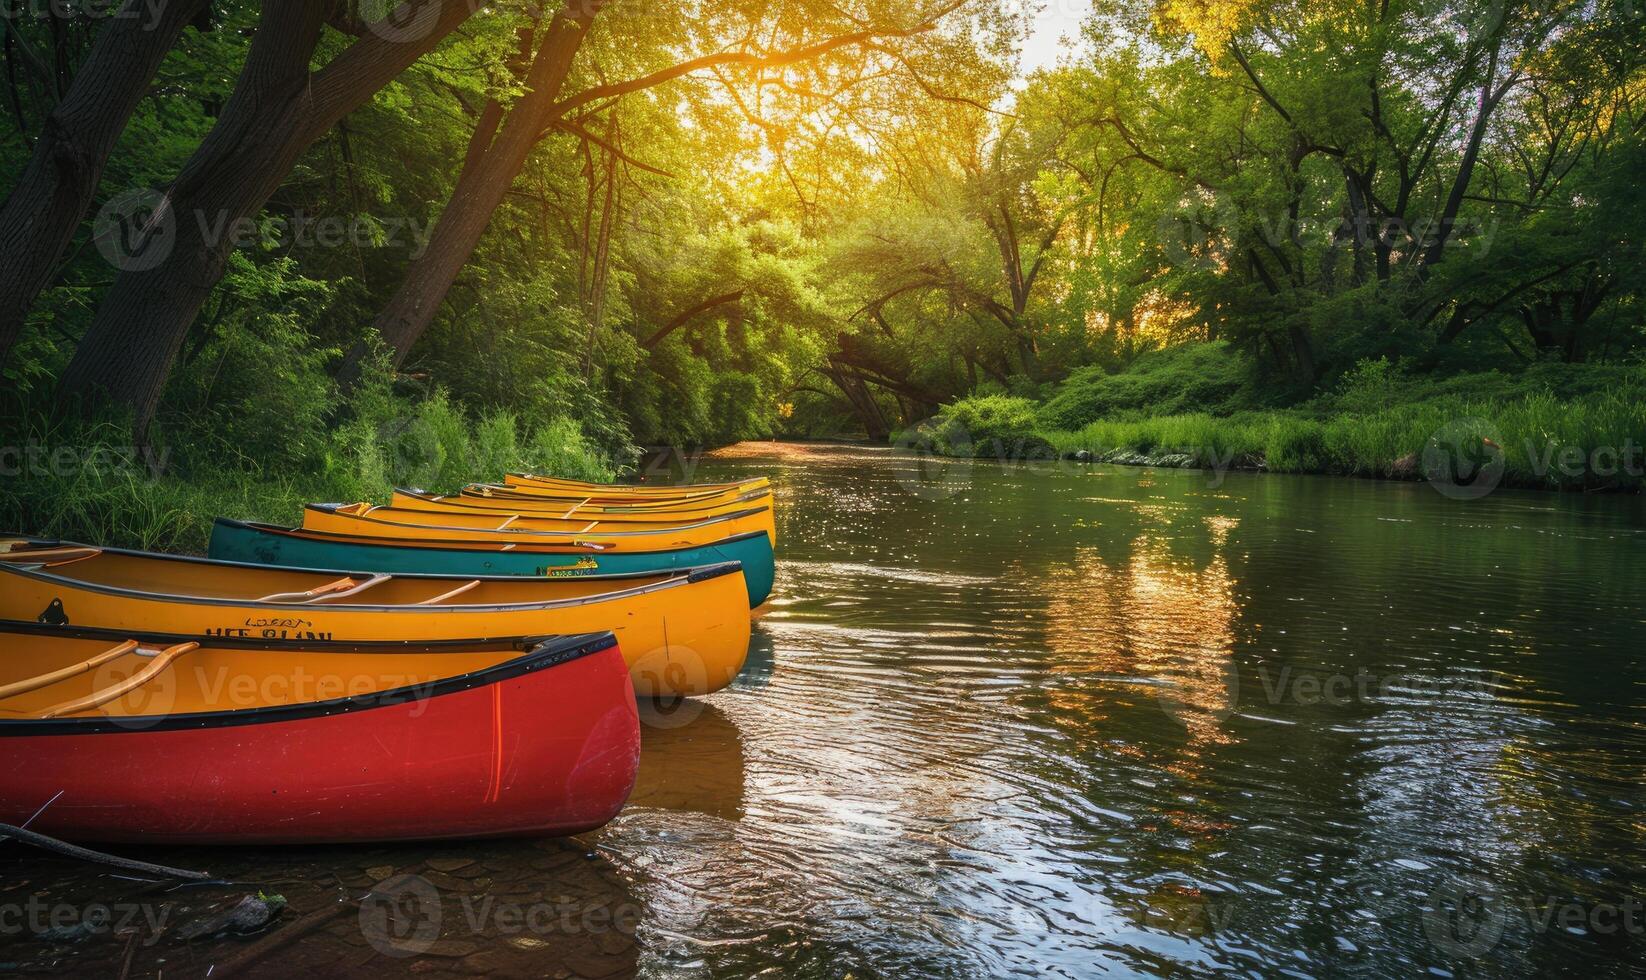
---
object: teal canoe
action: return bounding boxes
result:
[208,518,775,608]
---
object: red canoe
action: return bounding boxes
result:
[0,624,640,844]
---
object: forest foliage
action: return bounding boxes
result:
[2,0,1644,533]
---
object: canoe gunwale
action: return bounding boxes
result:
[399,486,772,514]
[0,627,619,737]
[3,535,742,587]
[473,484,770,510]
[218,517,770,556]
[308,502,771,536]
[504,472,765,492]
[0,556,746,614]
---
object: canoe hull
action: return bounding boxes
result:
[0,559,751,698]
[301,502,777,551]
[208,520,776,608]
[0,639,639,845]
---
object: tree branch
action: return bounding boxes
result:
[554,117,678,177]
[540,3,961,134]
[642,289,746,349]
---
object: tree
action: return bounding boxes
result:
[0,0,209,365]
[353,0,977,380]
[56,0,479,438]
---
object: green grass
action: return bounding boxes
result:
[938,357,1646,492]
[1,399,627,555]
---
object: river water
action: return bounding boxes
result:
[4,442,1644,977]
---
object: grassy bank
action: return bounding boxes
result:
[901,351,1646,493]
[2,393,627,554]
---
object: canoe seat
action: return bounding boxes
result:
[415,580,481,605]
[43,642,199,719]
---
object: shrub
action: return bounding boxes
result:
[932,395,1054,459]
[1036,341,1264,430]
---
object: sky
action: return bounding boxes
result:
[1017,0,1090,79]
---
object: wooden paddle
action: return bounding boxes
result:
[42,642,199,719]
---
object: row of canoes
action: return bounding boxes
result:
[0,472,775,845]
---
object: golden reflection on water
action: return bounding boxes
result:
[1040,515,1244,779]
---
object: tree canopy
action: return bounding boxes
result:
[1,0,1642,451]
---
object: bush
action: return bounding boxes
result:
[1036,341,1266,430]
[2,388,628,555]
[930,394,1055,459]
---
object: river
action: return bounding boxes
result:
[4,441,1644,977]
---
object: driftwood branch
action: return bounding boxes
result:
[0,822,212,880]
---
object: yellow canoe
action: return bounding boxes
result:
[0,540,750,697]
[461,484,774,520]
[385,491,781,546]
[478,480,762,509]
[302,502,776,552]
[507,472,770,496]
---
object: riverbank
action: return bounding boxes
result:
[1,399,623,554]
[898,355,1646,494]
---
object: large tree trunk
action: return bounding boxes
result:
[363,9,595,373]
[0,0,209,366]
[56,0,477,438]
